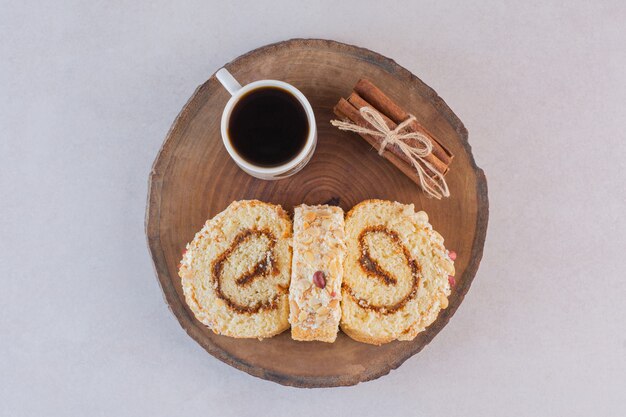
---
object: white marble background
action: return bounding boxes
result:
[1,1,625,416]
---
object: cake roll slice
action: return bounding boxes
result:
[341,200,455,345]
[289,204,346,342]
[179,200,292,339]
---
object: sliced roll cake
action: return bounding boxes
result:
[289,204,346,342]
[341,200,455,345]
[179,200,292,339]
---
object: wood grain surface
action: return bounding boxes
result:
[146,38,488,387]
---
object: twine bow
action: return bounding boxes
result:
[331,107,449,199]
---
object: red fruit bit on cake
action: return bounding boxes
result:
[448,250,457,261]
[448,275,456,287]
[313,271,326,289]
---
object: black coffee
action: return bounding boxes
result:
[228,87,309,167]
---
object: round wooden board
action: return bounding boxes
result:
[146,39,488,388]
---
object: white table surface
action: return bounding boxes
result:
[1,1,625,416]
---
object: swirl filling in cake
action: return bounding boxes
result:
[341,200,454,345]
[179,200,292,339]
[344,225,420,314]
[212,229,283,313]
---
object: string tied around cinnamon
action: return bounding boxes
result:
[331,106,450,199]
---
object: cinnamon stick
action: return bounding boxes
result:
[333,98,440,191]
[346,92,449,175]
[354,79,453,166]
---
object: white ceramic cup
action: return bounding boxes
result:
[215,68,317,180]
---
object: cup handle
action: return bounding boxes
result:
[215,68,243,96]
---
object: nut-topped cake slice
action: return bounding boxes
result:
[289,204,346,342]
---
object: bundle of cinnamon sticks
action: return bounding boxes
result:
[332,79,454,193]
